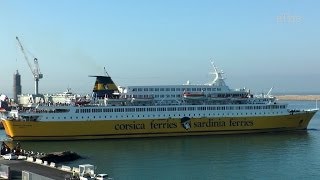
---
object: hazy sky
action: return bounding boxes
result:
[1,0,319,97]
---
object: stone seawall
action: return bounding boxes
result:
[275,95,320,101]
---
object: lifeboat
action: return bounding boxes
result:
[74,98,91,106]
[183,92,205,99]
[131,97,154,103]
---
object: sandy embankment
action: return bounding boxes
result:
[275,95,320,101]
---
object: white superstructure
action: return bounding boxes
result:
[10,62,290,123]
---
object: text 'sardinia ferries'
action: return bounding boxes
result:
[1,62,318,140]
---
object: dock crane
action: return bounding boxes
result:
[16,36,43,95]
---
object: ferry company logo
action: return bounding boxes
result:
[181,117,191,130]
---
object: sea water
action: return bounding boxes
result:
[1,100,320,179]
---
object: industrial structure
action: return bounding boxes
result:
[13,70,22,103]
[16,36,43,95]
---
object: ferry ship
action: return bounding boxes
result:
[1,62,318,140]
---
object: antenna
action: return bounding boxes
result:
[103,67,110,77]
[209,60,219,84]
[266,87,273,96]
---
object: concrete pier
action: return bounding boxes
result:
[275,95,320,101]
[0,159,72,180]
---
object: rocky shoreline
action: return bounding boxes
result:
[275,95,320,101]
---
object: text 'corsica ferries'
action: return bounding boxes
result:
[1,62,318,140]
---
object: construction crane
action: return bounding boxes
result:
[16,36,43,95]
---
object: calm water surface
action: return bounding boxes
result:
[1,101,320,179]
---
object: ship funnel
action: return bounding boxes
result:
[90,75,119,98]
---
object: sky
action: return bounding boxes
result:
[1,0,319,97]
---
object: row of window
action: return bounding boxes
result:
[46,111,285,120]
[127,93,247,99]
[131,87,222,92]
[128,94,179,98]
[76,105,286,113]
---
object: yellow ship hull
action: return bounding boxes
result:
[1,111,317,141]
